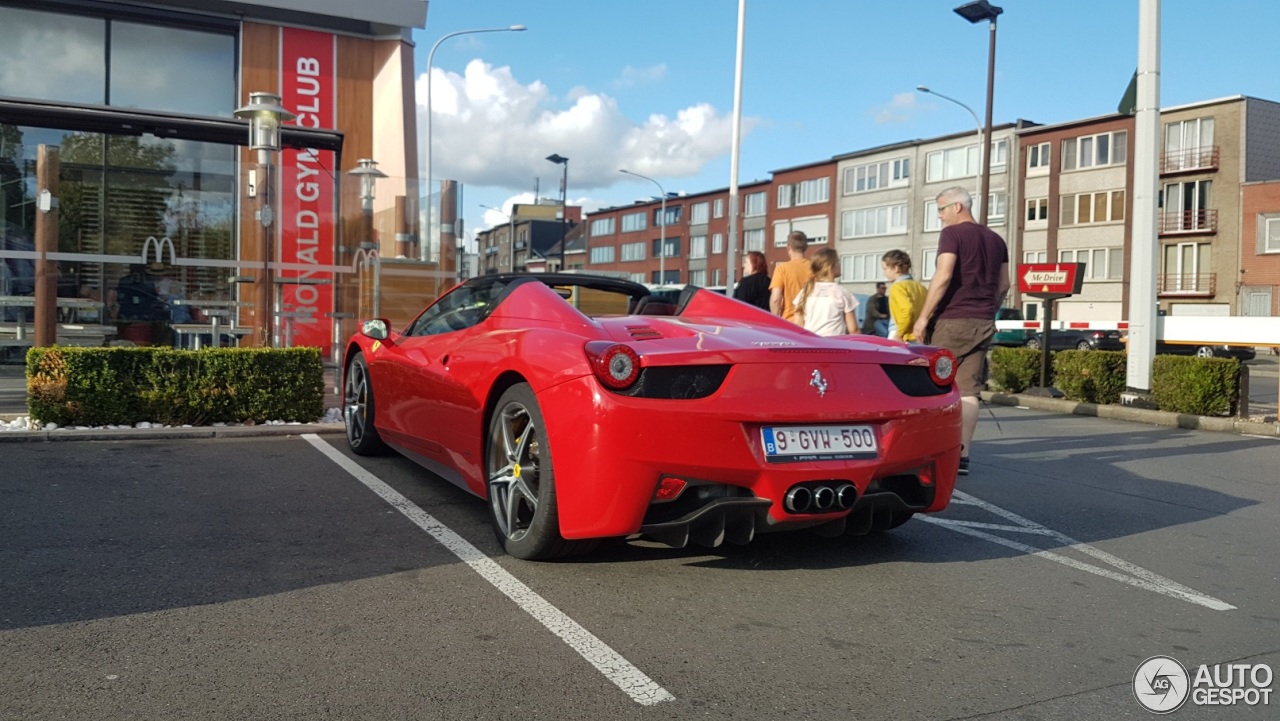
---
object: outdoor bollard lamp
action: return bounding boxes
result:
[546,154,569,270]
[954,0,1002,226]
[349,159,387,318]
[916,85,984,222]
[234,91,296,347]
[619,169,669,285]
[423,24,527,263]
[349,158,388,213]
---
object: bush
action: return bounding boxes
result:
[1053,350,1129,405]
[988,346,1050,393]
[26,346,325,426]
[1151,355,1240,416]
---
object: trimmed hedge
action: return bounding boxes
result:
[988,347,1050,393]
[1151,355,1240,417]
[1053,350,1129,405]
[26,346,325,427]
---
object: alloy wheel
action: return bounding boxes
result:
[488,401,542,542]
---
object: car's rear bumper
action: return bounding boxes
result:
[538,368,962,541]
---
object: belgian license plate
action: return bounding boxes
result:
[761,424,878,463]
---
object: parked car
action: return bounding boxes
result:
[992,307,1029,347]
[1156,342,1256,361]
[1026,328,1125,351]
[342,273,962,560]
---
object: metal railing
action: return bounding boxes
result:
[1157,273,1216,296]
[1160,146,1219,174]
[1159,209,1217,234]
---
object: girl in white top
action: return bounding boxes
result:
[793,247,859,336]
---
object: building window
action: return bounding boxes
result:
[777,184,794,208]
[1265,217,1280,253]
[1162,180,1212,232]
[652,269,680,285]
[987,193,1007,222]
[926,144,980,182]
[653,237,680,258]
[628,273,646,284]
[1023,250,1047,263]
[989,139,1009,169]
[796,177,829,205]
[713,269,723,286]
[924,200,942,232]
[590,246,615,264]
[1161,242,1211,293]
[1060,190,1126,226]
[1027,142,1051,175]
[842,204,908,239]
[590,217,615,236]
[1164,117,1215,172]
[689,269,707,286]
[1062,130,1128,171]
[744,228,765,252]
[713,198,724,218]
[922,249,938,280]
[620,242,645,262]
[844,158,909,194]
[690,235,707,259]
[690,201,709,225]
[1026,197,1049,224]
[1058,247,1122,280]
[744,192,766,217]
[654,205,682,226]
[712,233,724,254]
[840,253,881,282]
[621,212,646,232]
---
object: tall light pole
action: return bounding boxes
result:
[619,169,668,285]
[916,85,984,221]
[726,0,746,291]
[234,91,296,348]
[423,24,526,263]
[480,204,517,272]
[349,158,387,316]
[546,154,568,270]
[954,0,1002,226]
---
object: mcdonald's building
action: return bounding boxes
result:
[0,0,447,360]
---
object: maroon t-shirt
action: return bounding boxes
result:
[935,222,1008,320]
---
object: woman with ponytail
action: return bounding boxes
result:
[792,248,858,336]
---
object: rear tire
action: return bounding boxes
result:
[1026,337,1042,350]
[486,383,597,560]
[1075,340,1091,351]
[344,352,389,456]
[1195,346,1216,358]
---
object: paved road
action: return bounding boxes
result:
[3,408,1278,719]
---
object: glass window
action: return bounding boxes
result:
[109,22,235,116]
[690,202,709,225]
[0,7,106,104]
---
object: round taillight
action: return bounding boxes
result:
[929,348,956,386]
[586,342,641,390]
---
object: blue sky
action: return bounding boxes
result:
[413,1,1280,248]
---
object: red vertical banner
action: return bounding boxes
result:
[280,27,336,352]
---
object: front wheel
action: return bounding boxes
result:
[344,352,389,456]
[1026,337,1042,350]
[1076,340,1092,351]
[486,383,596,560]
[1195,346,1217,358]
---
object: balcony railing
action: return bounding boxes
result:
[1157,273,1216,296]
[1160,145,1219,174]
[1159,209,1217,234]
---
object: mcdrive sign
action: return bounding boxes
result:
[280,27,336,352]
[1017,262,1086,299]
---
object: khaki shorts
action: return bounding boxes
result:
[927,318,995,397]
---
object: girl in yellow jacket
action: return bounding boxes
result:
[881,249,927,342]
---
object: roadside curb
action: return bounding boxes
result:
[982,391,1280,438]
[0,422,344,443]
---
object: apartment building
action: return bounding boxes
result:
[833,123,1029,298]
[474,203,582,275]
[1241,180,1280,316]
[1015,95,1280,321]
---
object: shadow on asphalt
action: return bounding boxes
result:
[1,412,1267,626]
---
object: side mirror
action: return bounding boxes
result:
[361,319,390,340]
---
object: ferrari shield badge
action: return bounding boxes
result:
[809,369,828,398]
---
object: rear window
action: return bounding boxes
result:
[996,308,1023,321]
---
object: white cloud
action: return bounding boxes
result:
[872,92,921,125]
[613,63,667,89]
[419,60,747,191]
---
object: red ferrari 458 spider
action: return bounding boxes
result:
[342,273,961,560]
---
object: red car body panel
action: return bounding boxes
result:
[345,277,961,542]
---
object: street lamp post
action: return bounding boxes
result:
[546,154,568,270]
[480,204,517,272]
[234,91,296,347]
[954,0,1003,226]
[423,25,526,263]
[349,158,387,316]
[916,85,984,221]
[619,169,669,285]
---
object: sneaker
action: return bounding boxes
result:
[958,457,969,476]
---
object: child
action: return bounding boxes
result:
[881,249,927,342]
[793,248,858,336]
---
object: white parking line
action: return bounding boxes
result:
[920,489,1236,612]
[303,434,675,706]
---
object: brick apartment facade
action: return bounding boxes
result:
[1241,180,1280,316]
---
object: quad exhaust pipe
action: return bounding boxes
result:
[783,483,857,514]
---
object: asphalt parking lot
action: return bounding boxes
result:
[3,407,1279,720]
